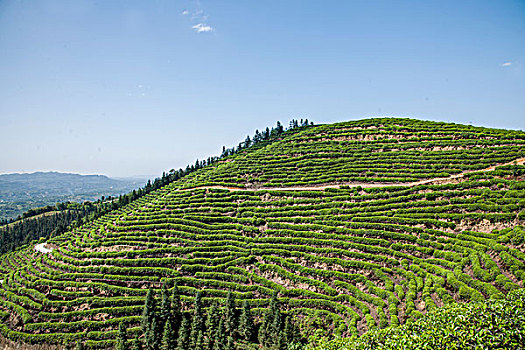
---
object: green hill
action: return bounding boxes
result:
[0,118,524,349]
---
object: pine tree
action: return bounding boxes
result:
[190,291,204,348]
[211,338,221,350]
[213,318,226,350]
[116,322,129,350]
[268,300,282,348]
[159,281,171,326]
[131,336,143,350]
[276,121,283,134]
[271,306,281,336]
[204,303,220,350]
[224,291,237,337]
[225,336,235,350]
[161,318,177,350]
[76,340,84,350]
[146,317,161,350]
[203,331,213,350]
[176,315,190,350]
[282,315,294,345]
[195,330,204,350]
[276,330,285,350]
[171,282,182,332]
[254,130,261,143]
[259,294,278,347]
[142,288,157,334]
[244,135,252,148]
[238,300,254,342]
[269,294,279,317]
[258,308,270,346]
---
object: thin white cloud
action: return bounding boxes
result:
[192,23,213,33]
[501,62,512,67]
[184,2,215,34]
[192,10,204,18]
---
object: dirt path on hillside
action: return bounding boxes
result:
[179,157,525,192]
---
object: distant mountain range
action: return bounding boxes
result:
[0,171,147,220]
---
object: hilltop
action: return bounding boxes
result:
[0,172,145,221]
[0,118,524,349]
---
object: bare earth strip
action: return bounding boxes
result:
[34,243,53,254]
[180,157,525,192]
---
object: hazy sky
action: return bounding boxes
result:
[1,1,524,178]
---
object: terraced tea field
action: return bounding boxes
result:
[180,118,525,188]
[0,118,524,348]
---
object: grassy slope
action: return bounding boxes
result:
[0,118,524,347]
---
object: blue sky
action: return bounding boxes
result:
[1,0,524,177]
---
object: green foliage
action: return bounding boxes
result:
[190,291,204,348]
[116,323,129,350]
[309,289,525,350]
[159,282,171,326]
[224,291,238,337]
[238,300,255,342]
[142,288,157,336]
[214,319,226,350]
[76,340,85,350]
[146,317,160,350]
[176,316,190,350]
[160,319,176,350]
[131,336,143,350]
[171,282,182,327]
[205,303,220,350]
[259,294,284,348]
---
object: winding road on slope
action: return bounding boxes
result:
[180,157,525,192]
